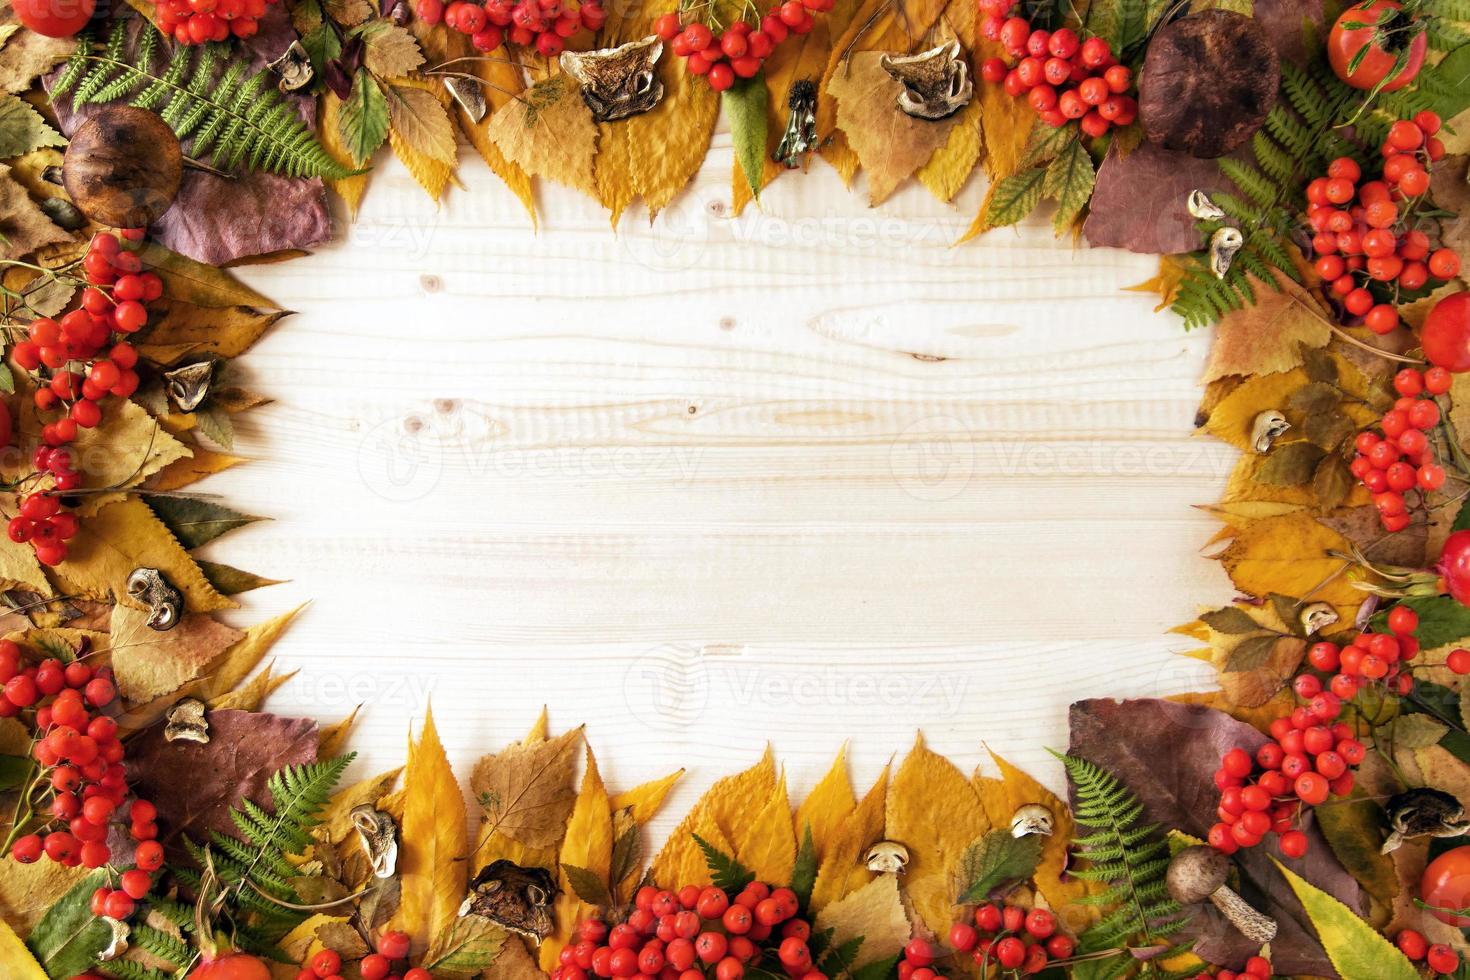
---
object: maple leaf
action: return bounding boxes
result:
[542,746,613,970]
[471,725,584,849]
[390,709,468,958]
[813,874,910,969]
[1201,269,1333,382]
[125,708,319,849]
[487,76,599,200]
[827,53,962,206]
[886,736,988,939]
[109,602,244,703]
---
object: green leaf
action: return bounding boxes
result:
[978,167,1046,231]
[1223,633,1280,672]
[26,870,112,978]
[1041,139,1095,234]
[1019,123,1078,169]
[1257,441,1326,485]
[1200,606,1261,634]
[791,824,817,911]
[1385,596,1470,649]
[562,864,614,907]
[0,362,14,396]
[692,833,755,893]
[1314,788,1396,910]
[1274,859,1419,980]
[851,955,900,980]
[1392,713,1448,749]
[955,829,1043,903]
[196,559,285,596]
[0,752,33,790]
[725,73,768,200]
[1452,495,1470,533]
[423,914,509,978]
[1423,42,1470,119]
[339,70,391,169]
[194,403,235,450]
[145,494,263,549]
[0,93,64,159]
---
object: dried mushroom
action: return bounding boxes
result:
[1139,10,1279,158]
[880,40,972,120]
[351,804,400,878]
[863,840,909,873]
[163,359,217,413]
[776,79,818,168]
[459,860,559,941]
[62,107,182,228]
[1010,803,1054,837]
[1208,226,1243,279]
[164,697,210,743]
[1383,788,1470,853]
[267,41,314,93]
[1251,411,1289,453]
[127,567,184,631]
[1298,602,1338,635]
[560,36,665,122]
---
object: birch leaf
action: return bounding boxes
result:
[109,602,244,702]
[361,22,426,78]
[391,709,469,958]
[812,875,910,969]
[0,93,63,159]
[1275,859,1418,980]
[340,71,391,168]
[916,98,982,202]
[487,76,598,199]
[321,91,373,217]
[610,768,685,826]
[387,82,459,167]
[0,914,46,980]
[388,79,457,201]
[651,748,777,888]
[1202,270,1333,383]
[811,766,885,911]
[0,10,71,94]
[471,725,584,847]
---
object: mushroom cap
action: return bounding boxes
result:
[63,106,182,229]
[1139,9,1280,159]
[1166,845,1230,904]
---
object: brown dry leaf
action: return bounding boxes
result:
[1202,270,1333,382]
[813,874,910,968]
[488,76,599,199]
[0,164,68,261]
[828,53,961,205]
[147,444,247,493]
[1125,255,1191,312]
[362,22,426,78]
[471,725,584,848]
[1215,510,1366,622]
[542,746,613,971]
[887,736,988,938]
[1431,154,1468,261]
[736,776,797,885]
[651,748,777,886]
[811,766,885,911]
[0,10,71,93]
[136,300,290,364]
[109,602,244,703]
[320,92,372,217]
[0,514,51,594]
[1218,636,1307,709]
[391,709,469,958]
[610,768,684,826]
[793,749,856,861]
[54,497,232,612]
[388,79,459,202]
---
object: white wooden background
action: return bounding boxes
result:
[202,124,1234,844]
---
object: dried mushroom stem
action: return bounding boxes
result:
[1165,847,1277,945]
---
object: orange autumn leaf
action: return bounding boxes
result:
[389,708,468,958]
[1201,269,1333,383]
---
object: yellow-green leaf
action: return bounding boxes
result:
[1274,858,1418,980]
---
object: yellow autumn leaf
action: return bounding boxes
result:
[0,525,50,595]
[813,874,910,969]
[278,914,351,964]
[319,705,361,759]
[487,76,599,199]
[1125,255,1190,312]
[391,708,469,957]
[811,765,886,911]
[1202,270,1333,383]
[68,400,191,516]
[0,860,89,936]
[887,735,988,938]
[737,776,797,885]
[1275,859,1419,980]
[320,767,404,845]
[543,746,614,970]
[1216,510,1368,621]
[794,748,857,862]
[209,661,295,711]
[320,91,372,216]
[203,605,304,699]
[610,768,685,826]
[108,602,243,702]
[917,98,982,202]
[389,78,459,202]
[54,497,231,612]
[0,915,45,979]
[651,748,777,886]
[147,442,246,492]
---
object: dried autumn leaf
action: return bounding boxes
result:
[793,749,856,862]
[1314,787,1397,919]
[980,750,1094,921]
[68,401,191,515]
[1275,859,1418,980]
[1215,510,1366,622]
[1125,256,1191,312]
[1202,270,1333,382]
[108,603,244,703]
[810,766,885,911]
[610,769,684,826]
[147,443,246,493]
[487,76,599,199]
[0,93,63,159]
[828,53,962,206]
[320,766,403,845]
[0,519,51,595]
[0,859,89,937]
[736,776,796,885]
[812,874,910,968]
[1430,154,1468,261]
[471,725,584,848]
[391,709,469,957]
[651,748,778,889]
[389,78,459,201]
[0,164,68,261]
[543,746,613,970]
[886,736,988,939]
[0,10,72,93]
[125,708,318,848]
[0,911,46,978]
[320,91,373,218]
[361,21,426,78]
[53,497,232,612]
[209,660,295,711]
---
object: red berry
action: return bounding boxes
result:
[378,931,412,959]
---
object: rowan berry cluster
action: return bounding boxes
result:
[1209,702,1365,858]
[941,904,1072,974]
[1187,952,1272,980]
[1307,111,1461,328]
[555,882,815,980]
[1395,929,1462,975]
[656,0,825,94]
[414,0,604,58]
[1302,606,1422,707]
[977,2,1136,137]
[2,638,159,919]
[155,0,276,44]
[294,934,436,980]
[1351,365,1452,533]
[9,231,151,566]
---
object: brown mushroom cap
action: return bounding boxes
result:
[1139,9,1280,159]
[62,106,182,229]
[1165,845,1229,905]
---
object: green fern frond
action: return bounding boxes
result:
[146,896,195,933]
[131,924,192,968]
[100,960,176,980]
[54,24,356,180]
[1055,751,1188,979]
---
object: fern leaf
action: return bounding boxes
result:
[52,32,92,98]
[100,960,176,980]
[131,924,192,968]
[74,21,129,105]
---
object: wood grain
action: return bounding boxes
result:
[208,128,1229,844]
